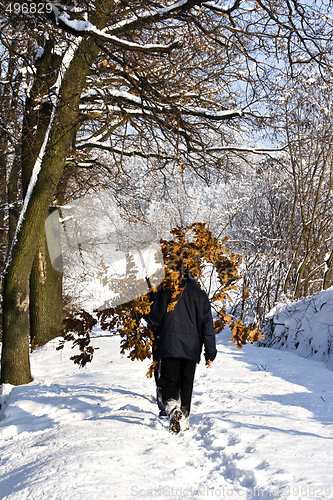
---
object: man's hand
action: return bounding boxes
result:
[206,359,213,368]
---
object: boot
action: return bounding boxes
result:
[169,407,182,435]
[180,407,190,431]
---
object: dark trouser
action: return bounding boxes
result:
[154,359,165,412]
[159,358,196,415]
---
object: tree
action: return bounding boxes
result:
[279,76,333,299]
[1,0,332,385]
[210,159,291,327]
[0,35,24,335]
[1,5,113,384]
[218,72,333,323]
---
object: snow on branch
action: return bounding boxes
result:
[202,0,241,14]
[181,107,245,120]
[104,0,202,36]
[52,8,181,53]
[0,200,23,211]
[79,104,146,117]
[197,145,288,155]
[79,91,246,121]
[75,138,285,159]
[107,90,142,105]
[75,141,174,160]
[54,0,240,43]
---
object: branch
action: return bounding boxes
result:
[181,107,245,120]
[79,91,248,121]
[75,141,174,160]
[75,139,286,158]
[103,1,206,36]
[203,145,288,154]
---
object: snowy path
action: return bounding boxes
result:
[0,331,332,500]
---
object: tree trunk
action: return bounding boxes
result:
[1,267,32,385]
[0,141,7,273]
[0,142,6,337]
[29,161,77,348]
[1,34,102,385]
[20,40,64,350]
[7,146,21,246]
[30,226,63,349]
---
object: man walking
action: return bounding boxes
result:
[149,271,217,434]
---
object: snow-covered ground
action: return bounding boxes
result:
[261,287,333,371]
[0,325,332,500]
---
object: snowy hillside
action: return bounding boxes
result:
[0,325,332,500]
[260,287,333,371]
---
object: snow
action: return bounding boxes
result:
[1,322,332,499]
[261,287,333,371]
[106,90,142,105]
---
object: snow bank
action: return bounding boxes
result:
[260,287,333,370]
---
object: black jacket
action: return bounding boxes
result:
[149,277,217,364]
